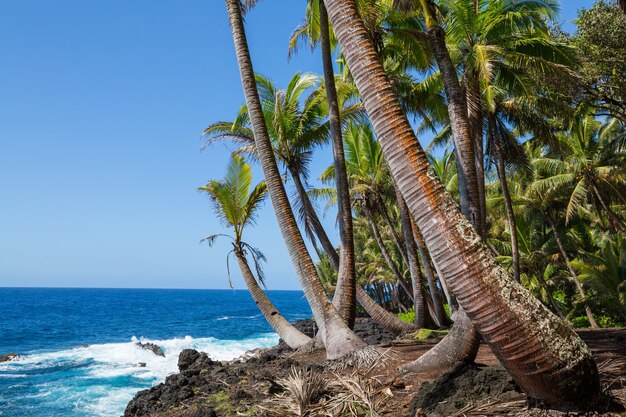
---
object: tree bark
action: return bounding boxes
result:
[234,248,311,349]
[364,205,414,300]
[547,215,599,329]
[289,167,340,270]
[426,22,481,228]
[377,198,409,266]
[490,122,521,283]
[393,181,427,328]
[319,0,356,328]
[355,286,417,334]
[224,0,365,360]
[466,75,487,234]
[420,1,483,368]
[412,219,447,327]
[324,0,601,407]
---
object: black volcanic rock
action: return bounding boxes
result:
[0,353,20,362]
[135,342,165,357]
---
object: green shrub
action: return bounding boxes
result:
[397,310,415,324]
[572,316,591,328]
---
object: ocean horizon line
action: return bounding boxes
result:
[0,286,305,292]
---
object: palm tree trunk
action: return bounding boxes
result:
[490,122,521,283]
[377,198,409,266]
[393,180,426,327]
[403,308,479,372]
[547,215,599,329]
[319,0,356,328]
[234,248,311,349]
[289,167,340,269]
[591,183,626,233]
[420,0,484,367]
[465,74,487,234]
[224,0,365,360]
[422,3,481,229]
[412,219,447,327]
[324,0,600,407]
[363,205,413,300]
[355,286,416,334]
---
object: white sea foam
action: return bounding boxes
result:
[0,333,279,417]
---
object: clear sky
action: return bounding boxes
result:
[0,1,595,290]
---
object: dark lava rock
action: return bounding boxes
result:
[409,363,521,417]
[135,341,165,357]
[0,353,20,362]
[291,317,395,345]
[353,317,395,345]
[124,349,225,417]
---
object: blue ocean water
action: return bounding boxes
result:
[0,288,311,417]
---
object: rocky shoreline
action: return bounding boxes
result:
[122,323,626,417]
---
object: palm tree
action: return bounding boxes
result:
[199,155,311,349]
[323,0,600,407]
[532,115,626,233]
[318,0,357,327]
[223,0,365,360]
[204,71,362,326]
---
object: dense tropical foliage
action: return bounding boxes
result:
[202,0,625,410]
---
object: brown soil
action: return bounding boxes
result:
[123,328,626,417]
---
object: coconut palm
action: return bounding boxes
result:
[203,72,338,261]
[575,236,626,322]
[204,71,363,326]
[223,0,365,360]
[199,155,311,349]
[323,0,600,407]
[532,115,626,233]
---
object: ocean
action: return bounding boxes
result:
[0,288,311,417]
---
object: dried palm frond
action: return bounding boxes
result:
[324,371,390,417]
[259,367,327,417]
[328,346,386,371]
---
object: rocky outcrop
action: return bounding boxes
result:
[124,348,273,417]
[0,353,20,362]
[135,342,165,357]
[124,318,397,416]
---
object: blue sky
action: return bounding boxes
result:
[0,1,595,290]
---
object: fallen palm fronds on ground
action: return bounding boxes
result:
[259,363,392,417]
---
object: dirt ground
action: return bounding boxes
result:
[286,328,626,416]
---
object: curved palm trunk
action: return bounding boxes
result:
[490,123,521,283]
[393,181,426,328]
[234,248,311,349]
[324,0,600,408]
[547,215,599,329]
[420,0,484,367]
[356,286,417,334]
[319,0,356,328]
[224,0,365,360]
[412,221,447,327]
[403,308,478,372]
[289,168,340,270]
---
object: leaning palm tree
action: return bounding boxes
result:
[223,0,366,360]
[199,155,311,349]
[323,0,600,408]
[204,71,361,327]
